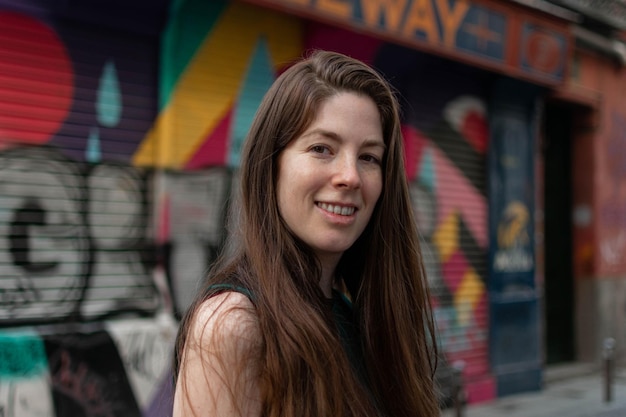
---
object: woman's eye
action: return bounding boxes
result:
[361,154,381,164]
[311,145,330,154]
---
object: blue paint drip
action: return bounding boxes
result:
[419,146,436,191]
[228,37,276,167]
[0,331,48,379]
[86,126,102,163]
[96,59,122,127]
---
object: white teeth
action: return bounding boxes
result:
[318,202,355,216]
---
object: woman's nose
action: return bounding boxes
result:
[332,156,361,189]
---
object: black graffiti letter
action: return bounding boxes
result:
[9,198,58,272]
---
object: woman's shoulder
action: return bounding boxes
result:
[190,291,260,352]
[175,293,262,416]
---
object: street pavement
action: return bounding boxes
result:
[441,363,626,417]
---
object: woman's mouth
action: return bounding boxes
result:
[316,202,356,216]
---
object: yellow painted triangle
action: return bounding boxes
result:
[454,268,485,326]
[133,2,302,168]
[432,211,459,262]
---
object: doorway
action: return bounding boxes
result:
[543,102,575,364]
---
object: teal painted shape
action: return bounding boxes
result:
[419,146,436,191]
[86,126,102,163]
[0,330,48,379]
[228,37,275,167]
[161,0,228,109]
[97,59,122,127]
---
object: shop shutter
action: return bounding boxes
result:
[0,6,161,324]
[158,0,303,315]
[391,52,492,395]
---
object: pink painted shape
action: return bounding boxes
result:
[473,292,488,330]
[441,250,468,294]
[464,375,496,404]
[447,346,490,378]
[401,124,428,181]
[185,108,233,169]
[304,22,382,63]
[157,194,170,245]
[433,148,487,247]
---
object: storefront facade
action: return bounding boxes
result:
[2,0,626,415]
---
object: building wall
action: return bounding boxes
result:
[565,46,626,363]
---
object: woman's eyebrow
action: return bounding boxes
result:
[362,139,386,151]
[301,129,386,150]
[300,128,340,141]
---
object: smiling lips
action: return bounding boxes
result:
[316,202,356,216]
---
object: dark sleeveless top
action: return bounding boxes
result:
[209,284,369,388]
[330,290,369,386]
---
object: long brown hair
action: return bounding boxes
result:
[174,50,438,417]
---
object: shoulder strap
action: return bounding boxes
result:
[333,289,353,309]
[208,283,255,303]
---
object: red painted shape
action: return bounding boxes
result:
[401,124,428,181]
[185,108,233,169]
[0,12,73,146]
[442,249,469,294]
[461,110,488,154]
[304,22,382,64]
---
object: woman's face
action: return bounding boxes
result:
[276,91,384,268]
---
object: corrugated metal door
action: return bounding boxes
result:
[0,5,161,324]
[380,50,493,402]
[156,0,303,315]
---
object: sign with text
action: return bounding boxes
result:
[245,0,570,85]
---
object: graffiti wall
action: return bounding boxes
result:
[0,1,177,416]
[0,1,164,322]
[0,317,176,417]
[0,146,157,323]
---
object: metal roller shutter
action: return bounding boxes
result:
[0,5,161,324]
[385,51,493,400]
[156,0,303,315]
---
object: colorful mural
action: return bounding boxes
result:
[132,0,303,169]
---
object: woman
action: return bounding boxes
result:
[173,50,438,417]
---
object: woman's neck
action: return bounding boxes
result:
[317,253,341,298]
